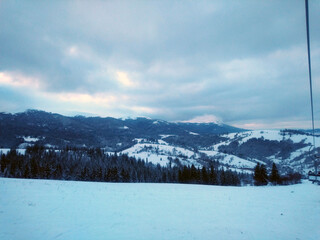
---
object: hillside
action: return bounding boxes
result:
[117,130,318,175]
[0,110,319,175]
[1,178,319,240]
[0,110,242,150]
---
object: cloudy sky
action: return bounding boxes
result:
[0,0,319,129]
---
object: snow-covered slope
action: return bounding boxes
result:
[120,139,200,167]
[1,178,319,240]
[120,138,258,171]
[1,128,318,175]
[220,130,320,146]
[116,140,256,174]
[116,129,319,175]
[200,150,260,169]
[214,130,319,174]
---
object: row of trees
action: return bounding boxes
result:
[253,162,301,186]
[0,146,246,186]
[178,165,241,186]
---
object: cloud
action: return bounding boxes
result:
[128,106,159,114]
[66,46,79,57]
[232,119,314,130]
[116,71,137,88]
[0,71,43,89]
[183,114,222,124]
[147,59,196,78]
[0,0,319,129]
[55,93,117,105]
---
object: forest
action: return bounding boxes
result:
[253,162,302,186]
[0,145,249,186]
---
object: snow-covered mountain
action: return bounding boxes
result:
[0,110,318,175]
[116,129,319,175]
[214,130,319,174]
[0,110,242,150]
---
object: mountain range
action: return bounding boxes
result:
[0,110,318,175]
[0,109,243,150]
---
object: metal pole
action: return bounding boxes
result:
[305,0,318,174]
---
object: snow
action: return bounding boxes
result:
[188,131,199,135]
[1,178,319,240]
[22,136,40,142]
[200,150,258,169]
[213,130,320,172]
[157,139,168,145]
[133,138,146,143]
[0,148,26,155]
[121,138,264,170]
[288,146,311,161]
[119,116,138,120]
[128,152,170,167]
[18,143,33,148]
[122,143,196,159]
[121,143,200,167]
[142,116,152,120]
[0,148,11,155]
[44,144,57,148]
[220,130,284,145]
[1,129,318,174]
[221,130,320,146]
[159,134,175,139]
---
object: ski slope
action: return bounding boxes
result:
[1,178,319,240]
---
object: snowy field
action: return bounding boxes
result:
[1,178,319,240]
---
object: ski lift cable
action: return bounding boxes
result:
[305,0,316,149]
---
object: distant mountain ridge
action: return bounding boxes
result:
[0,109,244,149]
[1,110,319,175]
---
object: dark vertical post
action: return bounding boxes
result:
[305,0,317,174]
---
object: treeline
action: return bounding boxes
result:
[178,165,241,186]
[0,146,246,186]
[253,162,301,186]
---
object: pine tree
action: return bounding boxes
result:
[190,164,198,183]
[269,162,280,185]
[253,163,261,185]
[254,163,268,186]
[209,165,217,185]
[201,166,209,184]
[260,164,268,185]
[30,157,38,178]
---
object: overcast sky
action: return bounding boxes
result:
[0,0,319,129]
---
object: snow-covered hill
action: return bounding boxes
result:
[214,130,319,174]
[219,130,320,147]
[118,138,256,173]
[1,178,319,240]
[121,140,200,168]
[1,129,317,175]
[117,129,319,175]
[0,110,318,175]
